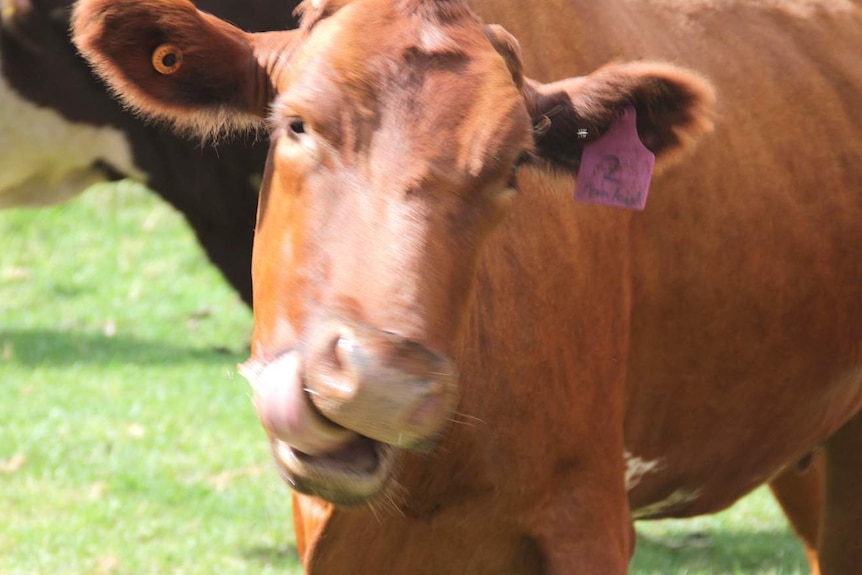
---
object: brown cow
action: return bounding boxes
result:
[72,0,862,573]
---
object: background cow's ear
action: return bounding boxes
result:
[72,0,295,138]
[522,62,715,173]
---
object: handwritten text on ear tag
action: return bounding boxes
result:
[574,107,655,210]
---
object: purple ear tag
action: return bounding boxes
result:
[574,107,655,210]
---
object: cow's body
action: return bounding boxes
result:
[72,0,862,573]
[0,0,300,304]
[469,0,862,517]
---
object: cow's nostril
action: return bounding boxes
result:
[334,333,353,372]
[308,329,362,401]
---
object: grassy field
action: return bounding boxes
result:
[1,182,809,574]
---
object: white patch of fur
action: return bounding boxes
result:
[631,488,703,519]
[0,53,143,209]
[624,450,663,492]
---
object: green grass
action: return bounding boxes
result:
[0,182,809,574]
[632,491,808,574]
[1,181,299,575]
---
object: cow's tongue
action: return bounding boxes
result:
[240,352,355,456]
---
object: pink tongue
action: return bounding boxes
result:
[245,353,355,456]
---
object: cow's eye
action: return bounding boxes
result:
[277,115,320,162]
[288,117,306,136]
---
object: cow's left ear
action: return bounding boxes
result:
[72,0,297,138]
[521,62,715,173]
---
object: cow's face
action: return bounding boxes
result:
[247,3,531,503]
[73,0,713,504]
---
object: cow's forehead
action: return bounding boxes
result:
[285,0,494,98]
[274,0,530,180]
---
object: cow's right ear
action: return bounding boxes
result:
[521,62,715,174]
[72,0,297,137]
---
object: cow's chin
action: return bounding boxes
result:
[271,436,397,505]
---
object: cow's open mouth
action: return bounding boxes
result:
[241,352,398,504]
[271,435,396,505]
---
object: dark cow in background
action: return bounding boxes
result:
[0,0,300,304]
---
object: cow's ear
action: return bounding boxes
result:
[522,62,715,173]
[72,0,296,138]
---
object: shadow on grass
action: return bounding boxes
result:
[632,528,809,573]
[0,329,246,366]
[242,544,302,570]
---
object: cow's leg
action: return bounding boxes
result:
[768,451,824,575]
[529,484,633,575]
[819,412,862,574]
[525,427,633,575]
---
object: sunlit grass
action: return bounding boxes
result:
[1,181,808,573]
[1,182,301,575]
[633,489,808,574]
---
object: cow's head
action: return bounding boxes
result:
[73,0,713,505]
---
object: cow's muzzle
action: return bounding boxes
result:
[304,320,458,448]
[240,319,458,503]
